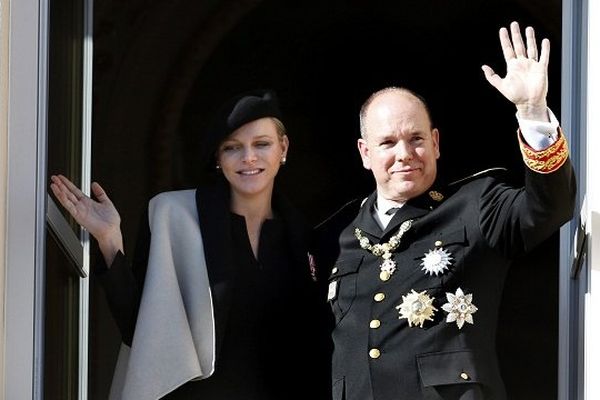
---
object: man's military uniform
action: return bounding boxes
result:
[314,131,575,400]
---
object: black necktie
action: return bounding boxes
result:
[385,207,400,216]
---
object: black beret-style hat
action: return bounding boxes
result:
[209,89,282,143]
[201,89,283,172]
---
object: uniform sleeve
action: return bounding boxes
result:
[479,155,576,257]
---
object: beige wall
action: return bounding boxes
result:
[0,0,10,391]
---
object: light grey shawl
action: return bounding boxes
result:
[109,189,216,400]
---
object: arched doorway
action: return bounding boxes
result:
[90,1,563,398]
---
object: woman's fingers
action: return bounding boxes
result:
[57,174,85,200]
[91,181,113,205]
[50,176,76,206]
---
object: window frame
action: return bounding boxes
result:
[3,0,93,398]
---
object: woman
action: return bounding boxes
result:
[51,90,330,400]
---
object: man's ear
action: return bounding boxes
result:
[432,128,440,159]
[357,138,372,170]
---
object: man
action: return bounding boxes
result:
[315,22,575,400]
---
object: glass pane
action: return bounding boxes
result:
[44,233,80,400]
[47,0,84,238]
[45,0,85,397]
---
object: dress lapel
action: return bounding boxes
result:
[272,190,311,282]
[195,180,235,358]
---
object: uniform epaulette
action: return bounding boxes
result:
[447,167,508,188]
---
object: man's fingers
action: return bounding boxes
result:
[481,65,502,89]
[499,27,515,62]
[539,38,550,68]
[525,26,538,60]
[510,21,527,58]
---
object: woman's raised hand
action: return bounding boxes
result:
[50,174,124,265]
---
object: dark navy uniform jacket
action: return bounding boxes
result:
[314,161,576,400]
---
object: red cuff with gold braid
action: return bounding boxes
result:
[517,127,569,174]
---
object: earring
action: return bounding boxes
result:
[281,156,287,165]
[215,165,221,170]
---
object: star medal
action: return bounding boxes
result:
[441,287,478,329]
[396,290,437,328]
[354,220,413,280]
[420,246,453,276]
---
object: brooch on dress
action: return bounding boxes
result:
[354,219,413,281]
[441,287,478,329]
[396,290,437,328]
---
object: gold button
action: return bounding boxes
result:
[370,319,381,329]
[379,271,391,281]
[435,240,443,247]
[460,372,470,380]
[331,267,338,274]
[374,293,386,302]
[369,348,381,359]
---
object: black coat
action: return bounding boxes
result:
[313,162,576,400]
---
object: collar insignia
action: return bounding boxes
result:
[428,190,444,202]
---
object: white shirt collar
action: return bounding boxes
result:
[373,195,405,229]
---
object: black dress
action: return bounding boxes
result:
[163,214,312,399]
[97,187,331,400]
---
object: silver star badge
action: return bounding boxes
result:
[441,287,478,329]
[420,247,453,276]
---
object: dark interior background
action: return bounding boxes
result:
[90,0,562,398]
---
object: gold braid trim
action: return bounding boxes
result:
[518,127,569,174]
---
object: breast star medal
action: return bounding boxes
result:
[420,247,453,276]
[441,287,478,329]
[354,219,413,280]
[396,290,437,328]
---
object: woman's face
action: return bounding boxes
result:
[217,117,288,200]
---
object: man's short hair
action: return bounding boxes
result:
[359,87,434,138]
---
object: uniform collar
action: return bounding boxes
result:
[353,192,384,238]
[375,178,448,239]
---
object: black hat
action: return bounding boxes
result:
[201,89,283,171]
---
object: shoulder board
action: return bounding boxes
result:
[447,167,508,188]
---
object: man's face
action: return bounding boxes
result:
[358,91,440,202]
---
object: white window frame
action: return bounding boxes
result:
[4,0,93,398]
[583,0,600,399]
[559,0,600,399]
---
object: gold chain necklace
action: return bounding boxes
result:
[354,219,413,281]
